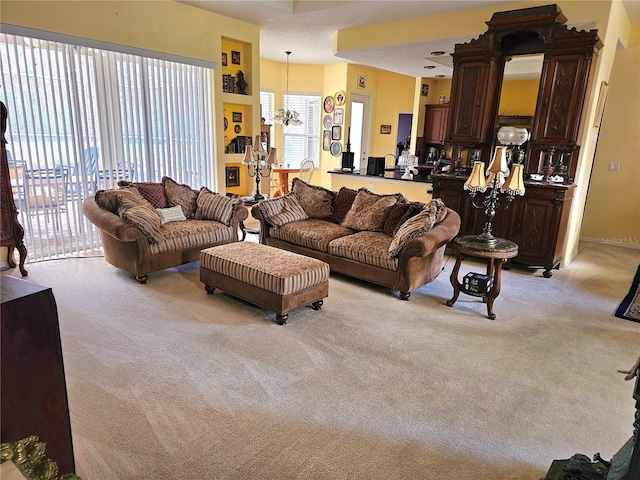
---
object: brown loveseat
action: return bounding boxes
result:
[251,179,460,299]
[83,176,247,283]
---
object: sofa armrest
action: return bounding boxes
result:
[250,204,271,243]
[82,196,142,243]
[398,208,461,259]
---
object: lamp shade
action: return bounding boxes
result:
[502,163,526,196]
[242,145,254,165]
[463,161,487,193]
[254,135,265,154]
[487,146,509,173]
[266,147,277,165]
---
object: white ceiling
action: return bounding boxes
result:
[178,0,640,79]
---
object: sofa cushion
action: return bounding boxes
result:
[150,220,236,255]
[328,187,358,224]
[162,176,198,218]
[341,189,400,232]
[156,205,187,224]
[194,187,241,226]
[382,201,424,237]
[258,194,309,227]
[291,178,336,219]
[118,181,168,208]
[117,195,163,244]
[95,187,150,214]
[270,219,354,252]
[328,231,398,271]
[388,199,448,257]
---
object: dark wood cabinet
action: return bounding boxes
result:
[432,173,574,277]
[423,104,449,144]
[1,276,75,474]
[434,4,601,277]
[0,101,28,276]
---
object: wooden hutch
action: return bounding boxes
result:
[431,4,602,277]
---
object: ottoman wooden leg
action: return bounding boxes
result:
[205,285,215,295]
[311,300,323,310]
[275,313,288,325]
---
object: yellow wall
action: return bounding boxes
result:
[581,24,640,247]
[330,175,433,203]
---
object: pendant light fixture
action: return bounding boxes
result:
[272,51,303,126]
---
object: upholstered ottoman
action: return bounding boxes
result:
[200,242,329,324]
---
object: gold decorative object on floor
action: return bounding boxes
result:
[0,437,80,480]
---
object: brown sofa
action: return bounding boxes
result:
[251,179,460,299]
[82,177,247,283]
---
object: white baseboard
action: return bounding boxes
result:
[0,261,10,271]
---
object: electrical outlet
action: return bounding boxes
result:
[368,182,375,188]
[608,162,620,171]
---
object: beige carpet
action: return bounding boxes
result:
[3,241,640,479]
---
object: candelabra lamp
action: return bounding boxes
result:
[497,126,530,165]
[463,146,526,248]
[242,135,277,202]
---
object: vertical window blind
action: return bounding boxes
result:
[0,33,215,262]
[282,93,320,168]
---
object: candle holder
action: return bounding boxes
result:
[242,136,276,202]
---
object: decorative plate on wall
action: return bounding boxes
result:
[323,114,333,129]
[334,90,346,106]
[330,141,341,157]
[234,124,241,134]
[324,96,334,113]
[224,118,228,130]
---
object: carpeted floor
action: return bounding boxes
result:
[3,241,640,479]
[615,264,640,322]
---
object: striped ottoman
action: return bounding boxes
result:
[200,242,329,325]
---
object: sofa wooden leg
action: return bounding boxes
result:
[275,313,288,325]
[205,285,215,295]
[136,274,148,284]
[399,291,411,300]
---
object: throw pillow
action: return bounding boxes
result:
[156,205,187,224]
[388,198,448,257]
[341,189,400,232]
[257,193,309,227]
[382,201,424,237]
[291,178,336,219]
[117,195,162,244]
[328,187,358,224]
[195,187,242,226]
[95,187,149,214]
[162,176,198,218]
[118,180,168,208]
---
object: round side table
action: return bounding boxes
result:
[446,235,518,320]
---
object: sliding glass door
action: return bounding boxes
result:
[0,33,215,261]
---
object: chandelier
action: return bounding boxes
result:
[273,51,303,126]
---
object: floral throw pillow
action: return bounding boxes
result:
[341,189,400,232]
[291,178,336,219]
[388,198,447,257]
[162,176,198,218]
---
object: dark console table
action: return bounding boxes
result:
[1,276,75,474]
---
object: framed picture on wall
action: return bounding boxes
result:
[332,126,342,140]
[222,53,228,67]
[232,112,242,122]
[380,124,392,134]
[225,166,240,187]
[231,51,241,65]
[323,130,331,151]
[421,83,429,97]
[357,75,367,89]
[333,108,343,126]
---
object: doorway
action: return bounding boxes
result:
[348,93,372,173]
